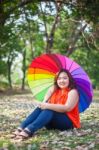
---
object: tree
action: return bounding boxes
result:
[0,0,99,88]
[0,22,21,88]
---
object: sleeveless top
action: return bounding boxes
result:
[48,88,81,128]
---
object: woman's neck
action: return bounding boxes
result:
[60,87,69,94]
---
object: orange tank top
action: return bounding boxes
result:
[48,88,81,128]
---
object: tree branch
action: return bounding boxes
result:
[45,2,63,53]
[81,31,92,50]
[66,23,87,56]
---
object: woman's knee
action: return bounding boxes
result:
[43,109,54,115]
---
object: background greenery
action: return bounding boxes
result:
[0,0,99,90]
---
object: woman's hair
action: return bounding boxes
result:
[54,69,76,90]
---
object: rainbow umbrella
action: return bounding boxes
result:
[27,54,93,113]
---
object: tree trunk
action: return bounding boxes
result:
[0,2,6,25]
[7,58,12,89]
[21,48,26,90]
[23,7,34,59]
[66,23,87,56]
[45,35,54,53]
[40,2,62,53]
[46,2,62,53]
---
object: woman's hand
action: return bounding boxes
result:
[33,101,42,107]
[38,102,48,110]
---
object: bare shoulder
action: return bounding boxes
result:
[68,89,79,96]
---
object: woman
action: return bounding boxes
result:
[12,69,80,140]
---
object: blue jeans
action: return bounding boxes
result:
[20,107,73,135]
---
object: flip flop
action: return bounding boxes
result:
[11,128,22,138]
[14,130,33,141]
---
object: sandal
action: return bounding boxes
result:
[14,130,33,140]
[11,128,23,138]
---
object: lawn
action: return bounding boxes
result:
[0,90,99,150]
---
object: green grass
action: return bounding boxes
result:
[0,90,99,150]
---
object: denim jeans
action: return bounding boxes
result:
[20,107,73,134]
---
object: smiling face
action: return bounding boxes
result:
[57,72,69,89]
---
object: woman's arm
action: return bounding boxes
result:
[39,89,79,113]
[33,86,55,107]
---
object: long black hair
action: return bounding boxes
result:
[54,69,76,90]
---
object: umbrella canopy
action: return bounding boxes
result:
[27,54,93,113]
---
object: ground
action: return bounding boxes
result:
[0,90,99,150]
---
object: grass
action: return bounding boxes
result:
[0,90,99,150]
[93,90,99,101]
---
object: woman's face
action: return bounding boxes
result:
[57,72,69,89]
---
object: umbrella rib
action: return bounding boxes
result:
[78,86,92,104]
[34,57,58,71]
[32,65,56,74]
[76,81,92,97]
[55,54,66,69]
[68,61,74,71]
[71,67,83,74]
[48,54,62,69]
[32,83,53,97]
[29,80,54,88]
[72,73,87,76]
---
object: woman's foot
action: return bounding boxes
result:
[11,128,23,138]
[14,129,32,140]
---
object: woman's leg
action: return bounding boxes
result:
[24,109,54,134]
[46,112,73,130]
[19,107,42,129]
[11,108,41,138]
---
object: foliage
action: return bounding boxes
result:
[0,1,99,88]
